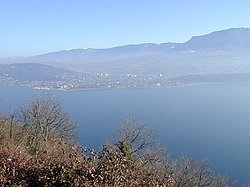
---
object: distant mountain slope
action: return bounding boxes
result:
[178,28,250,51]
[0,63,70,81]
[1,28,250,74]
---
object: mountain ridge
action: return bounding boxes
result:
[1,28,250,74]
[32,27,250,56]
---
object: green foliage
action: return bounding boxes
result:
[118,140,132,160]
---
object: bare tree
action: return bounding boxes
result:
[0,113,20,146]
[110,117,156,159]
[108,117,171,181]
[0,115,7,145]
[167,156,226,187]
[211,175,231,187]
[16,95,76,152]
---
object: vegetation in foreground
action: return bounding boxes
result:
[0,96,246,186]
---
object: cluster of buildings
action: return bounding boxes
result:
[0,71,192,90]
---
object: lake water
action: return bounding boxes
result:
[1,83,250,183]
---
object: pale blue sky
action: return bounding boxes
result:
[1,0,250,57]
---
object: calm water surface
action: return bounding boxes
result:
[1,83,250,183]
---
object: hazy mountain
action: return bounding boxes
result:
[178,28,250,51]
[1,28,250,74]
[0,63,70,81]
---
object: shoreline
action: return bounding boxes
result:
[31,82,218,92]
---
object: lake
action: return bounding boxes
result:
[1,83,250,183]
